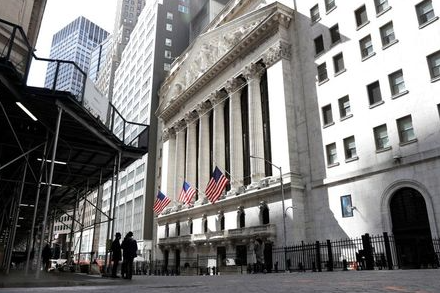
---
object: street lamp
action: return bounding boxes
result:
[250,155,288,271]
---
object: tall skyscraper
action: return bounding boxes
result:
[97,0,191,261]
[44,16,109,97]
[88,35,112,83]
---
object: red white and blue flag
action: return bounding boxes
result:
[205,166,229,204]
[178,181,196,206]
[153,191,171,214]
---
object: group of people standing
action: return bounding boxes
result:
[110,231,138,279]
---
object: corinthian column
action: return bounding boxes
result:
[185,111,198,197]
[244,63,265,185]
[210,91,227,172]
[165,127,177,200]
[174,120,186,202]
[197,101,212,198]
[225,79,244,193]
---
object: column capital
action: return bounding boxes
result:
[173,120,187,132]
[224,78,245,94]
[209,90,227,106]
[262,40,292,67]
[196,100,212,116]
[163,127,176,141]
[184,111,199,124]
[243,63,265,81]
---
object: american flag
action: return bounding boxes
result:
[153,191,171,214]
[178,181,196,206]
[205,166,229,204]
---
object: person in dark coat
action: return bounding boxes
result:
[42,244,51,272]
[121,231,137,279]
[110,232,122,278]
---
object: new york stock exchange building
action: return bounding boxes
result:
[153,0,440,273]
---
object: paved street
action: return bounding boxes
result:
[1,270,440,293]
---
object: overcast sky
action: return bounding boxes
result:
[27,0,117,87]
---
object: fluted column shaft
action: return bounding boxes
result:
[175,121,186,202]
[166,129,177,199]
[245,64,265,184]
[226,80,244,192]
[211,92,226,172]
[185,113,198,192]
[197,103,211,196]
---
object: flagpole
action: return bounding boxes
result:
[213,162,242,187]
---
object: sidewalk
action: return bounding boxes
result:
[0,270,123,288]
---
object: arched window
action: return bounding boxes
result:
[220,215,225,231]
[188,218,193,235]
[202,215,208,233]
[176,221,180,236]
[165,223,169,238]
[259,202,270,225]
[237,206,245,228]
[217,211,225,231]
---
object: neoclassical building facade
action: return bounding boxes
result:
[154,0,440,271]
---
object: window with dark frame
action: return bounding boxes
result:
[427,50,440,79]
[343,136,357,160]
[388,69,406,96]
[380,22,396,46]
[325,0,336,12]
[326,142,337,165]
[355,5,368,27]
[397,115,416,143]
[317,62,328,82]
[310,4,320,23]
[330,24,341,44]
[373,124,390,150]
[338,95,351,118]
[314,35,325,55]
[322,104,333,126]
[375,0,389,14]
[367,81,382,105]
[360,35,374,58]
[333,52,345,74]
[416,0,436,26]
[341,195,354,217]
[176,222,180,236]
[165,223,169,238]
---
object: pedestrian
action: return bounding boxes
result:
[111,232,122,278]
[121,231,137,279]
[42,244,51,272]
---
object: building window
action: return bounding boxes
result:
[374,124,390,150]
[338,95,351,119]
[333,52,345,74]
[203,217,208,233]
[375,0,389,14]
[330,24,341,44]
[310,4,320,23]
[388,69,406,96]
[165,50,172,59]
[165,38,172,46]
[322,104,333,126]
[176,222,180,236]
[166,23,173,31]
[355,5,368,28]
[166,12,173,20]
[178,5,189,14]
[326,143,337,165]
[427,50,440,80]
[261,204,269,225]
[164,63,171,71]
[220,215,225,231]
[343,136,357,160]
[360,35,374,59]
[238,208,245,228]
[416,0,436,26]
[380,22,396,47]
[317,62,328,83]
[314,35,324,55]
[367,81,382,105]
[165,223,169,238]
[397,115,416,143]
[325,0,336,12]
[341,195,354,218]
[188,219,193,234]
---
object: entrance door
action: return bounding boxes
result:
[164,250,169,273]
[175,249,180,275]
[264,242,273,273]
[236,245,247,266]
[390,187,435,268]
[217,246,226,268]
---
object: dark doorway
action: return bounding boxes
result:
[217,246,226,268]
[236,245,247,266]
[264,242,273,273]
[164,250,169,273]
[175,249,180,275]
[390,187,436,268]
